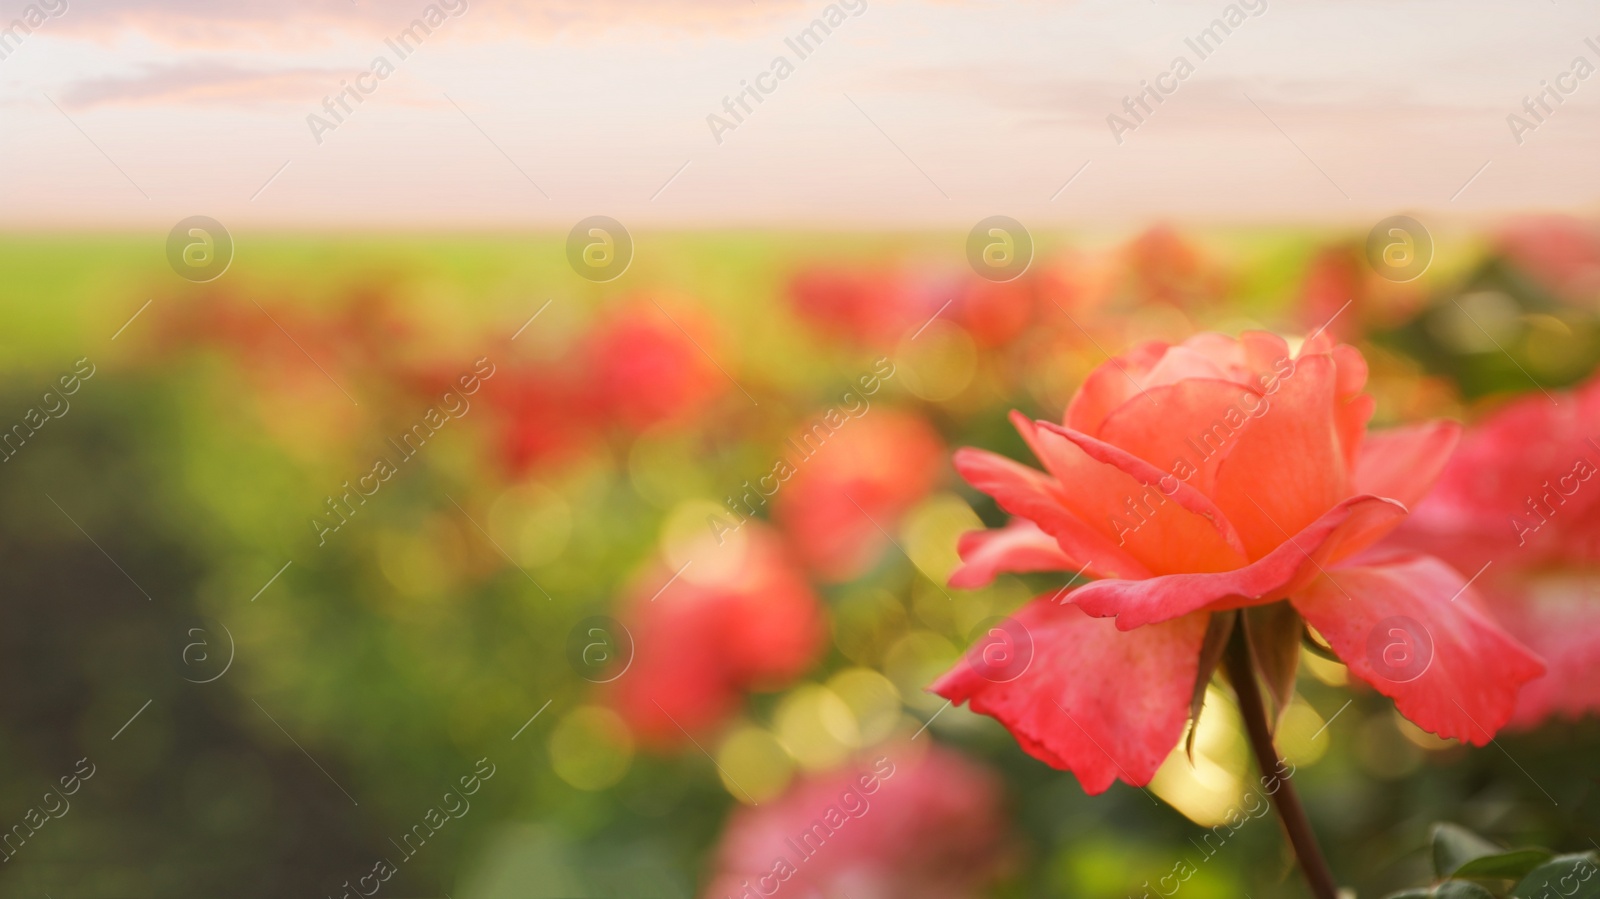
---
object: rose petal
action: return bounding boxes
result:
[1182,330,1292,390]
[1299,329,1338,357]
[1179,332,1254,378]
[931,600,1210,794]
[1096,377,1264,497]
[1290,553,1545,745]
[1337,394,1376,472]
[1239,331,1295,381]
[1329,342,1369,399]
[1087,333,1296,439]
[1329,343,1374,470]
[953,447,1153,581]
[1065,340,1169,436]
[1070,495,1407,629]
[1212,354,1349,559]
[950,519,1084,589]
[1352,420,1461,510]
[1033,419,1249,565]
[1142,345,1232,387]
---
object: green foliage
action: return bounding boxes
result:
[1434,823,1520,878]
[1389,883,1499,899]
[1511,855,1600,899]
[1384,823,1586,899]
[1457,851,1558,880]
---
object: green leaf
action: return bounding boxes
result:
[1434,882,1498,898]
[1511,853,1600,898]
[1186,611,1235,763]
[1433,823,1507,878]
[1244,602,1302,732]
[1385,882,1498,899]
[1454,848,1554,880]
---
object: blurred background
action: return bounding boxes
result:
[4,2,1600,898]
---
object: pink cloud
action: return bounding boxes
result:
[42,0,819,45]
[58,61,348,108]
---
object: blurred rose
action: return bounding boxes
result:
[156,285,417,379]
[1295,243,1427,339]
[702,744,1013,899]
[1117,225,1228,310]
[788,267,938,347]
[953,277,1029,348]
[935,331,1543,793]
[611,524,826,747]
[1295,244,1370,343]
[953,265,1082,348]
[328,282,419,369]
[1394,371,1600,725]
[476,300,726,477]
[583,301,727,431]
[154,294,336,381]
[772,410,945,583]
[147,291,410,449]
[478,363,596,477]
[791,263,1094,352]
[1495,215,1600,306]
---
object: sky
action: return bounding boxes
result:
[3,0,1599,228]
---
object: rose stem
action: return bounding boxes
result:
[1222,626,1339,899]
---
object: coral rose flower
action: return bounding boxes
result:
[932,331,1544,793]
[611,524,826,747]
[1394,371,1600,726]
[702,744,1013,899]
